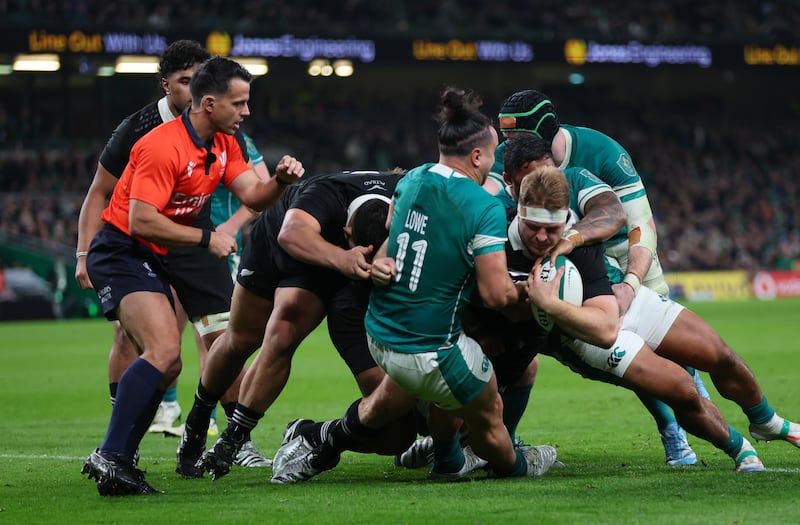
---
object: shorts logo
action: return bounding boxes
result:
[239,268,254,277]
[481,356,490,373]
[142,262,156,278]
[98,285,112,304]
[607,347,626,368]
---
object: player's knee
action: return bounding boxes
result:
[669,373,704,412]
[223,327,262,357]
[112,323,137,354]
[141,346,182,380]
[355,367,386,396]
[261,327,301,358]
[701,339,739,375]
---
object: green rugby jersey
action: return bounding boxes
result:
[365,163,507,354]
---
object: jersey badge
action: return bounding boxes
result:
[616,154,636,177]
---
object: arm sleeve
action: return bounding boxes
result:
[472,199,509,257]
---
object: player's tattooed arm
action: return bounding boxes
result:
[549,191,626,262]
[573,191,626,245]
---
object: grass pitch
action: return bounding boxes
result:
[1,299,799,524]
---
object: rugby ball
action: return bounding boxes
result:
[530,255,583,331]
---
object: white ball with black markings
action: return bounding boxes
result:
[530,255,583,331]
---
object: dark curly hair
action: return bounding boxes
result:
[502,134,553,179]
[158,40,211,79]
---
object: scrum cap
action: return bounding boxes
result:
[498,90,560,144]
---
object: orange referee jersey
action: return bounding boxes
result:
[102,111,250,255]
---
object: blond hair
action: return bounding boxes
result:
[518,166,570,210]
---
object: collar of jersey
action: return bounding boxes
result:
[181,109,215,151]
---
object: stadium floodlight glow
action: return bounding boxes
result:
[332,59,353,77]
[96,65,116,77]
[13,53,60,72]
[568,72,585,85]
[308,59,328,76]
[115,55,160,74]
[235,57,268,76]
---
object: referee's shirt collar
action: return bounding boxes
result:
[181,108,216,175]
[181,108,215,150]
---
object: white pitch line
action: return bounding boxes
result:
[3,454,800,474]
[0,453,174,462]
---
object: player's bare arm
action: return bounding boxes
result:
[474,250,519,309]
[549,191,626,263]
[129,199,236,259]
[278,208,372,280]
[75,163,119,289]
[526,265,619,347]
[230,155,305,212]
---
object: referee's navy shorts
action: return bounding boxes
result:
[86,224,174,321]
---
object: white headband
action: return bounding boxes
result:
[518,204,568,223]
[346,194,392,225]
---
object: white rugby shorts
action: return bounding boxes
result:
[566,286,684,377]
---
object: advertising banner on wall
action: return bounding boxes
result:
[752,270,800,300]
[664,271,752,302]
[4,27,798,68]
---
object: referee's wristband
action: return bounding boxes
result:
[562,228,583,247]
[623,273,641,295]
[76,251,89,259]
[199,229,211,249]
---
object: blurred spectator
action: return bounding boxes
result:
[1,104,798,275]
[1,0,798,41]
[0,0,798,275]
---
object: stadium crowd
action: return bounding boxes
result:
[1,0,798,41]
[1,96,798,272]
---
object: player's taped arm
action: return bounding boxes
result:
[621,194,657,256]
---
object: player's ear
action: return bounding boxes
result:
[202,95,215,112]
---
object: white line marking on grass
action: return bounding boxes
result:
[0,454,175,461]
[4,455,800,474]
[557,462,800,473]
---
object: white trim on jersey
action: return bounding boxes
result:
[157,96,176,124]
